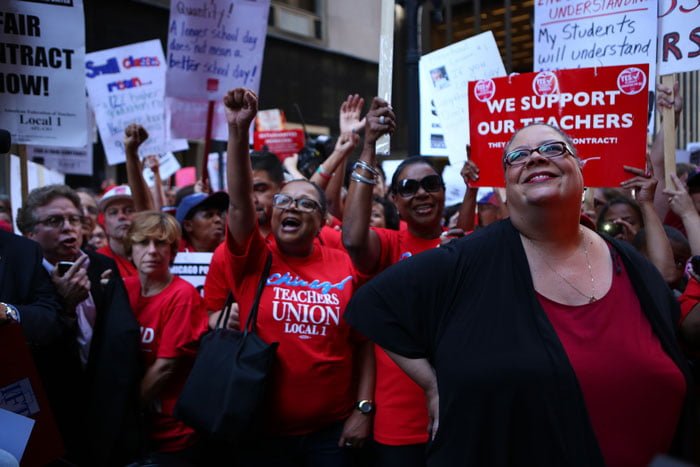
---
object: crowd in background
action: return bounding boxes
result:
[1,80,700,467]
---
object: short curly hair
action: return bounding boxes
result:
[125,211,181,264]
[16,185,82,235]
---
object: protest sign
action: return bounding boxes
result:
[657,0,700,74]
[0,0,87,147]
[253,130,305,159]
[467,64,649,187]
[418,32,506,167]
[165,0,270,100]
[166,97,229,140]
[85,40,188,166]
[27,145,93,176]
[142,152,181,187]
[171,252,213,297]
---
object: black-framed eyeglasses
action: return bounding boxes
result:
[395,174,444,198]
[272,194,321,213]
[503,141,573,167]
[35,214,84,229]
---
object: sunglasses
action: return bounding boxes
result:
[36,214,84,229]
[272,194,321,213]
[503,141,573,166]
[395,174,444,198]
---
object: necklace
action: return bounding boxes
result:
[526,230,597,304]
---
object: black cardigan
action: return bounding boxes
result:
[345,219,695,466]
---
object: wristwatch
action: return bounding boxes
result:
[0,302,19,323]
[355,399,374,415]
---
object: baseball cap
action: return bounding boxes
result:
[99,185,133,212]
[176,192,230,224]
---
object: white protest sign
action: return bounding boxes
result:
[207,151,227,191]
[419,77,450,158]
[27,145,93,176]
[534,0,657,131]
[0,1,87,147]
[10,154,64,233]
[142,152,181,187]
[171,252,213,297]
[657,2,700,74]
[166,0,270,100]
[418,32,506,167]
[85,40,188,166]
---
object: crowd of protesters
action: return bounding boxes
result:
[1,80,700,467]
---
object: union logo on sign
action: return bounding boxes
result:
[617,67,647,95]
[474,79,496,102]
[532,71,559,96]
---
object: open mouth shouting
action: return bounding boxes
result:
[280,216,303,233]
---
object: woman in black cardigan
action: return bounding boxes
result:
[345,123,695,466]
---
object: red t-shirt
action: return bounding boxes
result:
[96,244,138,278]
[223,227,363,436]
[538,257,686,466]
[204,227,345,314]
[124,276,209,452]
[679,276,700,323]
[372,227,443,446]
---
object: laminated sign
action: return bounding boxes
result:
[468,64,649,187]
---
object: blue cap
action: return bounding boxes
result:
[175,192,229,224]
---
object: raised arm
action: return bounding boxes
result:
[621,166,677,283]
[143,155,165,210]
[342,97,395,273]
[456,158,480,232]
[651,81,682,221]
[124,124,155,212]
[311,133,358,214]
[224,88,259,249]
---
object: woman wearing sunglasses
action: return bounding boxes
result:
[342,97,452,467]
[345,123,694,466]
[221,88,374,467]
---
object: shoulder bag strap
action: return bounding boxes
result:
[243,253,272,336]
[214,292,236,330]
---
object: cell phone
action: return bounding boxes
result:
[57,261,74,277]
[600,221,622,237]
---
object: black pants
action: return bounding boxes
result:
[371,441,427,467]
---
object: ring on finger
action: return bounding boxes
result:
[379,115,385,125]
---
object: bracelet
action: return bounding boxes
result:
[353,160,379,177]
[350,171,377,186]
[315,165,332,181]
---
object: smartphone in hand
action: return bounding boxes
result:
[57,261,74,277]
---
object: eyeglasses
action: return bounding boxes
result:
[503,141,573,166]
[272,194,321,213]
[35,214,84,229]
[395,175,444,198]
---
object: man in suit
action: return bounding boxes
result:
[16,184,143,466]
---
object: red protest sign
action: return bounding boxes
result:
[468,64,649,187]
[253,129,306,160]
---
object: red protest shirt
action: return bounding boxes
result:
[371,227,444,446]
[223,226,363,436]
[204,227,345,313]
[124,276,209,453]
[97,244,138,278]
[538,255,686,467]
[680,276,700,323]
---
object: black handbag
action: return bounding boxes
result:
[174,253,277,442]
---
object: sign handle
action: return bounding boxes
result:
[201,100,215,185]
[19,145,28,204]
[660,74,676,188]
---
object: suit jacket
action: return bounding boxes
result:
[0,229,63,345]
[35,250,143,466]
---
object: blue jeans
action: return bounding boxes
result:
[238,422,351,467]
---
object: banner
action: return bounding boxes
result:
[657,0,700,74]
[171,252,213,297]
[27,145,93,176]
[534,0,657,132]
[85,40,188,165]
[467,64,649,187]
[253,129,305,159]
[418,32,506,167]
[0,0,87,147]
[165,0,270,100]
